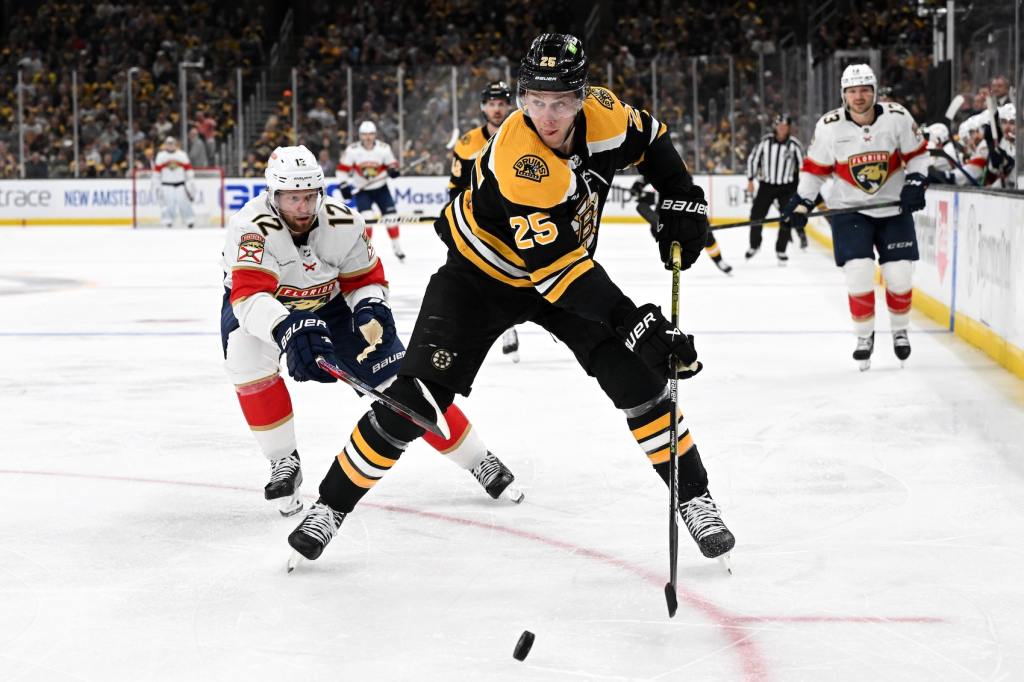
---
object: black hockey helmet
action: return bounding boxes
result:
[518,33,588,95]
[773,113,792,126]
[480,80,512,104]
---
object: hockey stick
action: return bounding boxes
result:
[664,241,682,618]
[315,356,449,438]
[364,213,439,224]
[710,201,902,231]
[928,148,981,187]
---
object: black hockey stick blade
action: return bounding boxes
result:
[711,200,902,231]
[315,356,447,438]
[665,582,678,617]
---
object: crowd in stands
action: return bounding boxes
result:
[0,0,271,179]
[0,0,1014,182]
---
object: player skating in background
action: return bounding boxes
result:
[631,177,733,275]
[221,145,523,517]
[288,33,734,569]
[448,80,522,361]
[783,64,928,370]
[337,121,405,261]
[153,136,196,229]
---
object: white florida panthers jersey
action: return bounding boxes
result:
[154,149,194,184]
[336,141,398,192]
[222,192,388,343]
[797,102,928,218]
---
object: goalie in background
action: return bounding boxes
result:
[153,136,196,229]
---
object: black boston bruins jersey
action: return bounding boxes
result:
[439,86,691,323]
[447,125,493,199]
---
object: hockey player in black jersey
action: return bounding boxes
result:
[288,33,735,570]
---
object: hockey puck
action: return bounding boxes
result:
[513,630,535,661]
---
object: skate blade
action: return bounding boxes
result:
[278,494,303,517]
[286,550,304,573]
[501,485,525,504]
[508,351,520,363]
[858,360,871,372]
[718,553,733,575]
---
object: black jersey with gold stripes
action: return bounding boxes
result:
[447,125,493,199]
[439,85,696,327]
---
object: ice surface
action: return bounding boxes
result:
[1,225,1022,681]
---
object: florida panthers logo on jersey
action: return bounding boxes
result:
[358,162,382,179]
[276,282,336,312]
[237,232,266,264]
[848,152,891,194]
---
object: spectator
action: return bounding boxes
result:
[24,150,49,178]
[188,127,210,167]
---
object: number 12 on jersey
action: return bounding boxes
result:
[510,212,558,249]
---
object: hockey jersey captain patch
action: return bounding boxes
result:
[237,232,265,264]
[513,155,549,182]
[848,152,891,194]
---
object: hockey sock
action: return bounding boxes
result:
[365,226,374,239]
[235,375,296,461]
[386,225,400,240]
[704,241,722,259]
[843,258,876,335]
[422,404,487,471]
[881,260,914,331]
[321,411,406,512]
[627,400,708,503]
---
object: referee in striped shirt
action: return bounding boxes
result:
[745,114,805,263]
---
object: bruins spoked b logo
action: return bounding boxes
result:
[431,348,454,370]
[513,155,549,183]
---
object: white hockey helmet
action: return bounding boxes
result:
[925,122,949,146]
[358,120,377,135]
[162,136,178,149]
[998,102,1016,122]
[264,145,325,218]
[840,64,877,108]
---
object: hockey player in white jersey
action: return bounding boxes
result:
[963,105,1016,187]
[221,146,523,516]
[783,64,929,370]
[337,121,405,261]
[153,136,196,228]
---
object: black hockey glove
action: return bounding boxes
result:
[619,303,702,381]
[782,194,815,229]
[351,297,397,363]
[654,187,709,271]
[340,184,355,200]
[387,167,400,178]
[987,147,1014,176]
[629,180,645,199]
[273,312,338,383]
[899,173,928,213]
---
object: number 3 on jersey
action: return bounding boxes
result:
[511,212,558,249]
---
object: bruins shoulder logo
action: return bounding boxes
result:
[588,87,615,110]
[459,132,472,145]
[513,155,549,183]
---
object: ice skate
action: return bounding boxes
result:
[287,500,347,571]
[471,452,525,503]
[776,251,789,266]
[744,247,759,260]
[392,241,406,263]
[853,332,875,371]
[265,451,303,517]
[679,491,735,568]
[798,229,809,249]
[501,328,520,363]
[713,258,733,275]
[893,329,911,366]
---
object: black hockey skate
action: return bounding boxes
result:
[744,247,759,260]
[265,451,303,517]
[713,258,733,275]
[501,328,520,363]
[287,500,346,571]
[892,329,911,366]
[776,251,789,266]
[797,229,809,249]
[679,491,735,568]
[853,332,875,371]
[472,452,525,503]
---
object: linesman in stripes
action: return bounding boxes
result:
[745,114,805,264]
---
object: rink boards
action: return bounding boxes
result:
[1,175,1021,380]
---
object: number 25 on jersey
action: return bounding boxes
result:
[510,212,558,249]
